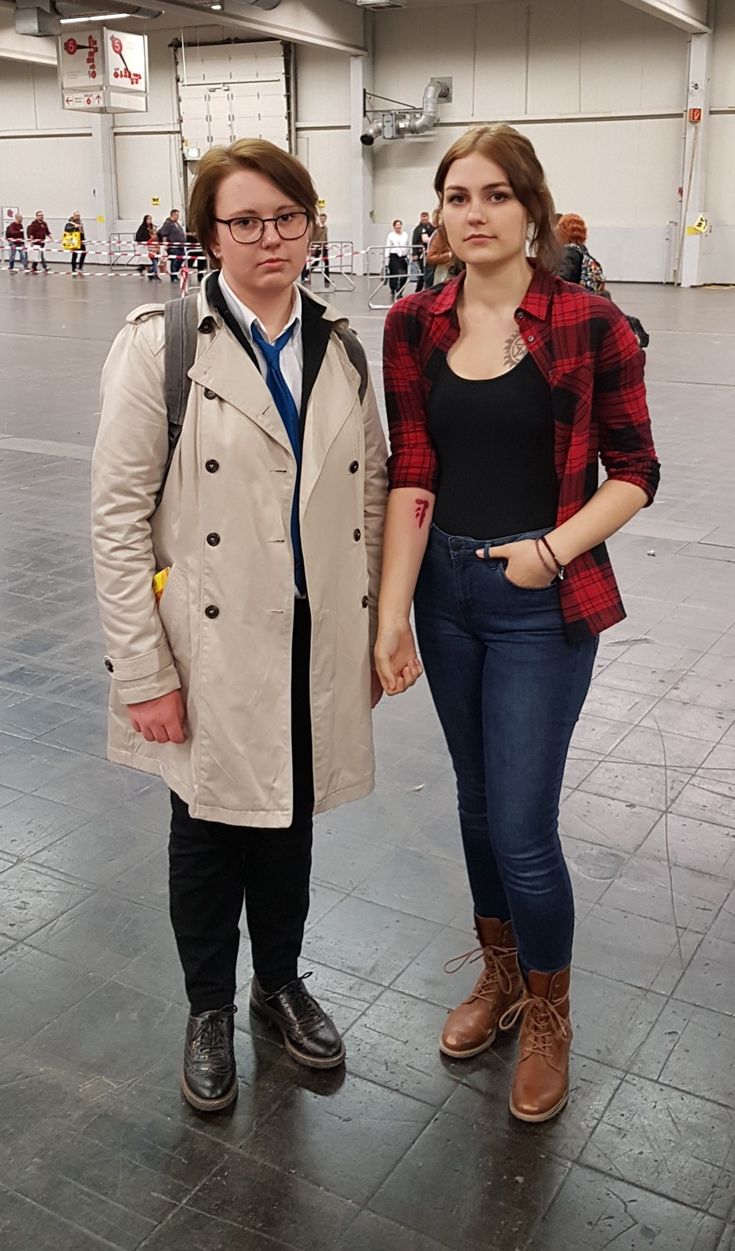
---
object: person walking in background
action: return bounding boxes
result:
[185,230,207,285]
[28,210,51,274]
[313,211,330,280]
[375,123,659,1125]
[301,210,329,285]
[425,220,455,286]
[556,213,606,293]
[64,211,86,277]
[422,208,442,289]
[135,214,161,281]
[91,138,387,1113]
[385,218,409,301]
[158,208,186,283]
[6,213,28,272]
[411,210,435,293]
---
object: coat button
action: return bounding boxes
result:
[353,528,361,541]
[200,316,215,333]
[349,460,359,474]
[361,595,369,608]
[203,387,217,400]
[205,459,220,473]
[104,657,114,673]
[206,532,220,546]
[205,604,219,619]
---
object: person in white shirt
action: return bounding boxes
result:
[385,218,409,301]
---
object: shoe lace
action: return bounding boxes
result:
[444,944,515,1002]
[498,992,569,1058]
[273,972,323,1029]
[191,1006,235,1066]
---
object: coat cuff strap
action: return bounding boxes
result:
[103,641,174,682]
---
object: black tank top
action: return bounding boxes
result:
[426,354,559,539]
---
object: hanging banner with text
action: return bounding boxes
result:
[58,29,148,114]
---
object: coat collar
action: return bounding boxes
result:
[189,275,355,463]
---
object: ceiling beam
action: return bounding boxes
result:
[618,0,710,34]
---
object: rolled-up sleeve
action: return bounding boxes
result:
[594,308,660,506]
[382,302,438,493]
[361,376,389,649]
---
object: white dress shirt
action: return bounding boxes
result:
[385,230,409,257]
[218,271,303,413]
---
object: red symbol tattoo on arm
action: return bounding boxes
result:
[415,498,429,528]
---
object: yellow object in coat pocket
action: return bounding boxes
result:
[153,567,171,602]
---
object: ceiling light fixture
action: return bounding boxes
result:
[59,12,134,21]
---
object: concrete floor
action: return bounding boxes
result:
[0,266,734,1251]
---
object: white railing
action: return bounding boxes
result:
[302,240,355,292]
[366,245,426,309]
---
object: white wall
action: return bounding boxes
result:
[3,0,735,280]
[364,0,690,281]
[294,43,351,241]
[703,0,735,282]
[290,0,735,282]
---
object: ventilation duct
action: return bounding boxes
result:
[14,0,162,35]
[360,78,452,146]
[397,78,448,136]
[14,0,280,36]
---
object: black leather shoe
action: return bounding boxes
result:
[181,1004,238,1112]
[250,974,345,1069]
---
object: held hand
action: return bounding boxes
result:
[127,690,187,744]
[476,539,556,589]
[370,667,384,709]
[374,621,424,696]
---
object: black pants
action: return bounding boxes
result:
[388,252,408,296]
[169,600,315,1013]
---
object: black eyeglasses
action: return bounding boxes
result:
[214,212,310,245]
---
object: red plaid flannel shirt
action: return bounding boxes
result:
[383,267,660,640]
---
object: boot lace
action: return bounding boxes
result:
[268,972,323,1032]
[191,1006,235,1069]
[498,992,569,1059]
[444,944,515,1004]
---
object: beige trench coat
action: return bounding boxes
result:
[91,284,388,827]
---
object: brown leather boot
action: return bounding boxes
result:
[499,966,572,1123]
[439,917,522,1059]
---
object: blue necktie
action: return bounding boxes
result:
[251,322,306,595]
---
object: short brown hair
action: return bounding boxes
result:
[188,139,319,266]
[557,213,587,245]
[433,124,560,273]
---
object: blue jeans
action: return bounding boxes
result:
[8,244,28,270]
[414,525,597,973]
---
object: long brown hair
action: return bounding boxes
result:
[433,124,560,272]
[188,138,319,267]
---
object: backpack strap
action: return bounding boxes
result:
[332,323,369,404]
[164,293,200,451]
[159,294,199,502]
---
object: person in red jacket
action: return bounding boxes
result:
[27,210,52,273]
[5,213,28,272]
